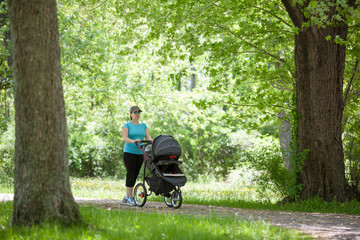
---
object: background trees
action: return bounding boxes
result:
[116,0,360,201]
[0,0,359,205]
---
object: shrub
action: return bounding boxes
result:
[0,121,15,186]
[68,118,125,178]
[343,118,360,190]
[238,142,302,200]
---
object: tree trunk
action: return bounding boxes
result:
[9,0,83,225]
[281,0,359,202]
[189,64,196,91]
[295,24,349,202]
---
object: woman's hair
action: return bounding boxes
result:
[130,114,132,120]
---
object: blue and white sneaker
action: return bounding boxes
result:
[127,197,136,206]
[122,195,128,203]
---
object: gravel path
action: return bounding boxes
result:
[1,193,360,239]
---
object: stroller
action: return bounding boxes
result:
[134,135,187,208]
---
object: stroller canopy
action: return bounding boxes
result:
[153,135,182,157]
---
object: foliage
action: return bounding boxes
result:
[343,89,360,189]
[1,0,360,197]
[67,114,124,178]
[110,0,299,185]
[342,23,360,190]
[112,0,296,116]
[0,0,12,90]
[0,119,14,186]
[238,142,303,200]
[112,0,360,198]
[56,0,271,179]
[146,91,251,178]
[0,1,13,186]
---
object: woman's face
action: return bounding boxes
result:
[131,111,141,120]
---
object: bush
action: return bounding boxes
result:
[343,117,360,190]
[238,142,302,200]
[0,121,15,186]
[68,117,125,178]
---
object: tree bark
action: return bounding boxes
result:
[295,24,349,202]
[189,64,196,91]
[9,0,83,225]
[281,0,359,202]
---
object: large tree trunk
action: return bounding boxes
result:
[282,0,359,202]
[295,24,349,202]
[9,0,83,225]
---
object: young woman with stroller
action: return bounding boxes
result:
[121,105,152,206]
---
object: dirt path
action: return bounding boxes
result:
[2,194,360,239]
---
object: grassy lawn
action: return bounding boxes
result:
[1,177,359,239]
[2,177,360,215]
[69,177,360,215]
[0,201,310,240]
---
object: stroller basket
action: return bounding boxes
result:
[146,176,174,194]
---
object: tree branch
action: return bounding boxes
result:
[253,6,292,28]
[214,24,286,64]
[218,100,291,111]
[280,0,305,28]
[73,0,108,12]
[343,60,359,107]
[269,81,293,92]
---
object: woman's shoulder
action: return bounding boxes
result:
[123,121,132,128]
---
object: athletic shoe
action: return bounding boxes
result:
[127,197,136,206]
[122,195,128,203]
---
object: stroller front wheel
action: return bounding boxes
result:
[134,183,147,207]
[171,190,182,209]
[164,193,173,208]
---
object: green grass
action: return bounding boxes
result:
[0,201,310,240]
[2,177,360,215]
[3,176,359,239]
[70,177,360,215]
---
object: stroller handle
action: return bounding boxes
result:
[135,141,152,156]
[135,140,152,147]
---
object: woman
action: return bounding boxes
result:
[122,105,152,206]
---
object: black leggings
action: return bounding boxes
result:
[123,152,143,187]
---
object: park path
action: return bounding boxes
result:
[1,193,360,239]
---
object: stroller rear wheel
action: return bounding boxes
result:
[171,190,182,209]
[134,183,147,207]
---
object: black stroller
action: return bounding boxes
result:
[134,135,187,208]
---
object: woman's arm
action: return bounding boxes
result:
[145,128,152,141]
